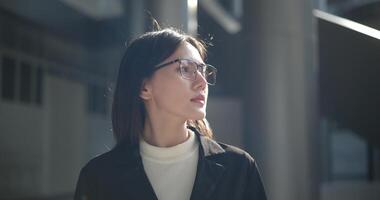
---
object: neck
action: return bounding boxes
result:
[142,117,189,147]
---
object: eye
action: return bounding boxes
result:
[181,60,197,73]
[182,65,192,73]
[198,64,207,75]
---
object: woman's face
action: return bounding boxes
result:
[140,42,208,122]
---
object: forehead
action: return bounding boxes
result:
[166,42,204,63]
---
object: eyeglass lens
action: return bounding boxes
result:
[180,60,216,85]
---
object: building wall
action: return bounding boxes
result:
[0,8,111,198]
[0,100,45,197]
[43,75,87,195]
[0,71,89,197]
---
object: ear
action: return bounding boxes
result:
[139,79,152,100]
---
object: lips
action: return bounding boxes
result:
[191,95,205,105]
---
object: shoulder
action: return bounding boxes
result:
[74,147,133,198]
[79,145,134,175]
[203,139,263,184]
[77,150,112,178]
[217,142,256,164]
[201,136,257,168]
[203,140,268,199]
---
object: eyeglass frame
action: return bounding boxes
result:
[153,58,217,85]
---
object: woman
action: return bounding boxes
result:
[74,26,267,200]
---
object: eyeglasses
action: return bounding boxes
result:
[154,58,217,85]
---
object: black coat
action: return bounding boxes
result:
[74,128,267,200]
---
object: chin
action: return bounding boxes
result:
[191,111,206,120]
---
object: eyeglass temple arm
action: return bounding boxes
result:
[154,59,180,70]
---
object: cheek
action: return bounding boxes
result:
[152,77,190,106]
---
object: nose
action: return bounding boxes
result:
[193,70,208,91]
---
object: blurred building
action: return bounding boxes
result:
[0,0,379,199]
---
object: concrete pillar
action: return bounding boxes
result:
[148,0,197,35]
[127,0,145,37]
[243,0,319,200]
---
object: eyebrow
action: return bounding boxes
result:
[180,58,206,65]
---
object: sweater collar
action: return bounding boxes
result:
[113,126,225,165]
[139,129,198,162]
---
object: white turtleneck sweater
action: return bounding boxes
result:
[139,130,199,200]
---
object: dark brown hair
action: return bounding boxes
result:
[112,27,213,146]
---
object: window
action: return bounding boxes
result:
[321,119,379,182]
[1,54,44,106]
[330,130,368,180]
[20,62,32,103]
[36,67,43,105]
[1,56,16,100]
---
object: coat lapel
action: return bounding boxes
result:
[112,142,158,200]
[190,127,226,200]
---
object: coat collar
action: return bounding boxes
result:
[188,126,226,200]
[188,126,225,157]
[110,127,226,200]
